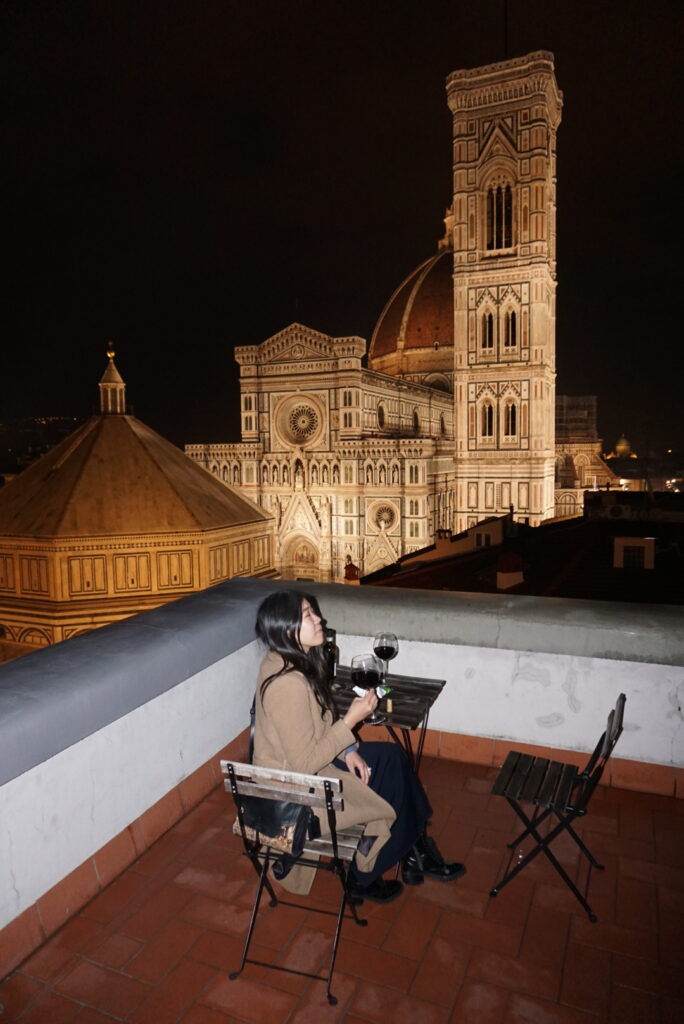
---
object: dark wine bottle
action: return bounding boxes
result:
[323,627,339,680]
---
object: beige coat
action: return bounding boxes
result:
[253,650,396,894]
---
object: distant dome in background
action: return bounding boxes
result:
[368,222,455,392]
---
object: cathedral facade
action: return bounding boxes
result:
[187,52,608,581]
[186,325,454,582]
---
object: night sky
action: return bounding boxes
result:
[4,0,682,454]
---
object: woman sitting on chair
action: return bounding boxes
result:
[253,590,465,904]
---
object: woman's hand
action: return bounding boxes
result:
[344,749,372,784]
[343,690,378,730]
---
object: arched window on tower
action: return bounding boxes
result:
[504,310,517,348]
[486,183,513,250]
[482,312,494,349]
[481,402,494,438]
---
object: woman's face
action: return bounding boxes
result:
[298,599,324,651]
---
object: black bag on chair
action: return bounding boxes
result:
[233,795,320,857]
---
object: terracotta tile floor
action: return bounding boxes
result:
[2,758,683,1023]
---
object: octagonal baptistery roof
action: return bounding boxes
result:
[368,247,454,391]
[0,414,270,539]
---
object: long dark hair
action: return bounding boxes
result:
[255,590,336,718]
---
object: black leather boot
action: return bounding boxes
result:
[402,834,467,885]
[349,877,404,904]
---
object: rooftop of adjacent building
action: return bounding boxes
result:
[363,498,684,605]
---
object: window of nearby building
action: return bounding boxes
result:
[476,533,492,547]
[409,465,419,484]
[344,520,354,535]
[440,414,446,435]
[344,499,354,513]
[486,183,512,249]
[343,465,354,484]
[343,412,352,428]
[481,312,494,349]
[409,522,420,537]
[412,409,420,433]
[622,545,645,569]
[343,390,352,407]
[377,404,385,428]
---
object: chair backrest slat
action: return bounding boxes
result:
[599,710,615,760]
[609,693,626,747]
[220,759,342,793]
[223,778,343,811]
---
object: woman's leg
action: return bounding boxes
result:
[348,741,431,885]
[337,741,466,887]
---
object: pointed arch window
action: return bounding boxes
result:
[486,184,513,250]
[504,310,517,347]
[481,312,494,350]
[481,402,494,437]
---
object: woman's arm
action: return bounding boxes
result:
[261,671,356,774]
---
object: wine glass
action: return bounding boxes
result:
[350,653,385,725]
[373,632,399,684]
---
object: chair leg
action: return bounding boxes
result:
[324,862,367,1005]
[506,804,551,848]
[554,813,605,870]
[230,849,273,979]
[491,800,598,921]
[244,844,280,907]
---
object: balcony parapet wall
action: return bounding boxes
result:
[1,579,682,977]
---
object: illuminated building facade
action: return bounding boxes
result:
[187,325,454,582]
[188,52,608,580]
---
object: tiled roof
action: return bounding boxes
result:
[0,415,271,537]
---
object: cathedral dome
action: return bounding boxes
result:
[368,247,454,391]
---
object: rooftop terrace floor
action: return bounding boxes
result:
[2,756,683,1023]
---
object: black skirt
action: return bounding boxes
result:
[334,741,431,884]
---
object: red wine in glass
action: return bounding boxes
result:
[350,654,385,724]
[373,632,398,683]
[351,668,381,689]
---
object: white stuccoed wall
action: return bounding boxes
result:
[0,641,260,933]
[340,636,684,766]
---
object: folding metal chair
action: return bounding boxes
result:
[489,693,626,921]
[221,759,367,1005]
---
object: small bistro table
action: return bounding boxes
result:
[331,665,445,776]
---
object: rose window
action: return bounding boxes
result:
[374,505,396,529]
[288,405,319,441]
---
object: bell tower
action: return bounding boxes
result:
[447,52,562,530]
